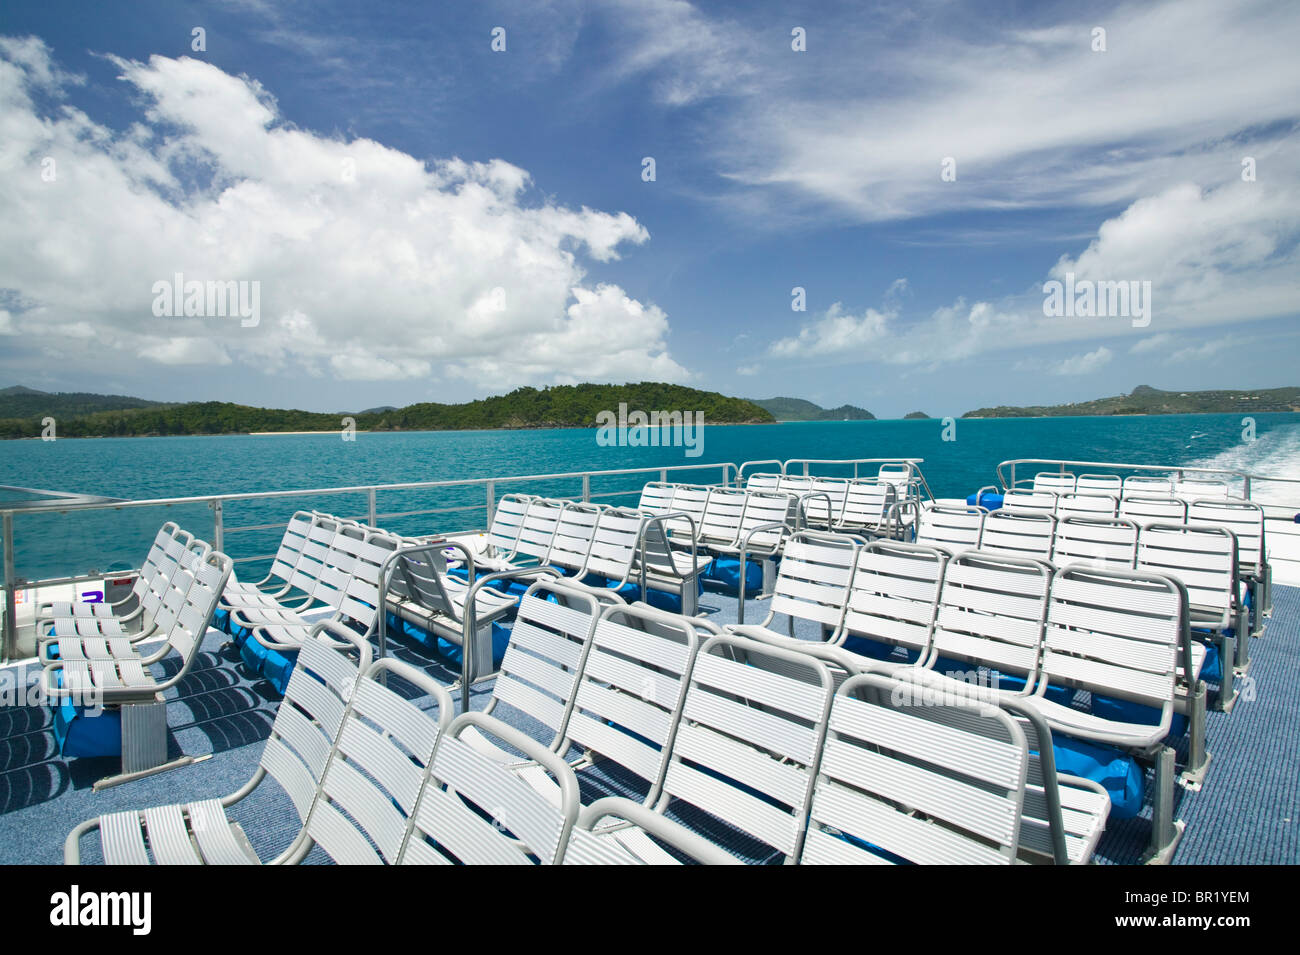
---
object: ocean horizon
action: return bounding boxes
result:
[4,411,1298,582]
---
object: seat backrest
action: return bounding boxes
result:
[584,507,644,582]
[838,478,896,531]
[877,463,913,494]
[804,478,850,526]
[1119,496,1187,524]
[916,503,985,552]
[1137,523,1237,627]
[403,711,580,865]
[1188,500,1265,571]
[661,634,834,863]
[130,521,185,602]
[842,541,947,658]
[664,485,709,539]
[1175,479,1230,502]
[164,547,233,680]
[137,525,193,621]
[979,509,1057,560]
[801,672,1028,865]
[1040,566,1185,730]
[302,659,452,864]
[545,502,602,574]
[1033,472,1077,493]
[312,523,367,610]
[150,537,207,637]
[259,627,373,840]
[338,530,401,632]
[392,544,460,621]
[697,486,748,546]
[777,474,814,498]
[487,494,532,556]
[770,532,860,638]
[1123,475,1174,497]
[1001,489,1058,514]
[486,580,606,749]
[1051,516,1139,570]
[745,472,782,493]
[562,604,702,805]
[637,482,677,515]
[262,511,315,589]
[1076,473,1121,494]
[931,551,1052,687]
[511,498,566,562]
[286,516,341,599]
[736,491,797,551]
[1056,492,1119,518]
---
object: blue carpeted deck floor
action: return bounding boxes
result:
[2,582,1296,864]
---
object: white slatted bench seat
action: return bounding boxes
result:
[838,541,947,670]
[454,579,612,771]
[978,509,1057,561]
[383,539,546,684]
[1016,566,1200,863]
[37,522,185,624]
[1051,516,1139,571]
[43,544,233,788]
[726,531,859,640]
[696,486,749,551]
[837,478,896,537]
[637,513,709,616]
[744,472,783,493]
[1056,493,1119,519]
[557,604,708,807]
[1188,499,1269,640]
[1076,474,1122,494]
[1123,476,1175,497]
[221,510,317,607]
[915,502,986,554]
[926,550,1053,699]
[1119,496,1187,525]
[573,634,834,864]
[1001,488,1059,515]
[799,671,1030,865]
[38,528,199,661]
[65,621,375,864]
[1034,472,1078,494]
[1137,522,1241,708]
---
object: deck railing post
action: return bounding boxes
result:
[3,512,16,663]
[485,481,496,527]
[582,474,591,503]
[367,488,377,527]
[212,499,223,553]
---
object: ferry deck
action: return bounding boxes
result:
[1,455,1297,866]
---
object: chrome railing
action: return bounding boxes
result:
[995,457,1300,503]
[0,462,737,661]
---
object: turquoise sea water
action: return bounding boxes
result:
[2,412,1299,581]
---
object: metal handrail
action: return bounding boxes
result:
[783,457,936,503]
[995,457,1300,501]
[0,460,736,661]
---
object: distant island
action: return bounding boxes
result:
[0,383,773,439]
[964,384,1300,418]
[903,411,930,420]
[751,396,875,421]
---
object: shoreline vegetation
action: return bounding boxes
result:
[0,383,774,440]
[963,385,1300,418]
[2,382,1297,440]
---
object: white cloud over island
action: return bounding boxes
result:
[0,37,685,388]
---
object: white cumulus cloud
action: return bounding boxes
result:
[0,38,680,392]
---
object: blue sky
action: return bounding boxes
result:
[1,0,1298,417]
